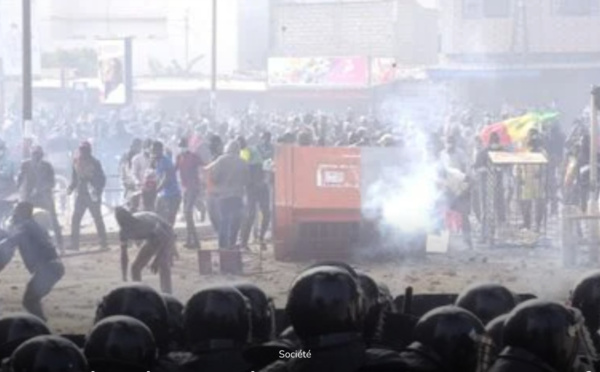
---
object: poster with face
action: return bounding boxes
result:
[97,39,131,105]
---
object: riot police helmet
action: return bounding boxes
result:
[286,265,364,346]
[503,300,580,372]
[410,305,490,372]
[455,283,517,325]
[84,315,157,372]
[183,286,251,353]
[0,314,50,360]
[94,284,168,354]
[9,335,87,372]
[571,270,600,336]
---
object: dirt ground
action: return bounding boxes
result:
[0,229,589,335]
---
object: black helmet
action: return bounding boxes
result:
[503,300,580,372]
[571,270,600,337]
[94,284,169,354]
[233,283,275,344]
[410,305,490,372]
[306,261,359,278]
[184,286,251,352]
[0,314,50,360]
[286,265,364,345]
[162,294,185,352]
[455,283,517,325]
[84,315,157,372]
[485,314,509,361]
[9,335,87,372]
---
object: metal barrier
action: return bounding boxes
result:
[478,152,552,249]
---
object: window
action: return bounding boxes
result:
[463,0,511,18]
[555,0,600,16]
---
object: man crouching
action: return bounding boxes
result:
[0,201,64,321]
[115,206,177,294]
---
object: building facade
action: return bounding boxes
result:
[437,0,600,115]
[270,0,439,65]
[440,0,600,62]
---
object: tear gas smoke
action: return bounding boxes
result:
[362,93,450,252]
[363,127,442,235]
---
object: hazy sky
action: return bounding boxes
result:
[417,0,439,9]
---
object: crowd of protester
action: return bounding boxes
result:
[0,103,591,253]
[0,103,597,371]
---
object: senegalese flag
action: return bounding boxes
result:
[480,111,560,148]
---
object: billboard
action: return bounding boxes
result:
[268,57,368,87]
[0,0,42,77]
[97,39,132,105]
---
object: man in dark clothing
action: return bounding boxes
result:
[176,137,203,249]
[238,137,270,250]
[115,206,177,294]
[0,202,64,321]
[206,141,249,250]
[17,145,63,251]
[68,141,108,251]
[153,141,181,227]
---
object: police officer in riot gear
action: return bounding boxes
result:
[162,294,185,353]
[0,314,50,362]
[84,315,158,372]
[262,265,401,372]
[455,283,517,325]
[570,270,600,351]
[94,284,169,356]
[398,305,491,372]
[488,300,583,372]
[8,335,87,372]
[179,286,253,372]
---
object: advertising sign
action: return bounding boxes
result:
[268,57,368,87]
[97,39,132,105]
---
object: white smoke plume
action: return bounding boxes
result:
[361,91,452,253]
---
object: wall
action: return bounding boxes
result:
[441,0,600,57]
[271,0,439,64]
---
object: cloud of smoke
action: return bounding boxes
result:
[361,91,450,252]
[363,128,441,235]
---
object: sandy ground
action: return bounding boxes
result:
[0,227,589,335]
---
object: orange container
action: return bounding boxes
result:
[274,146,364,260]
